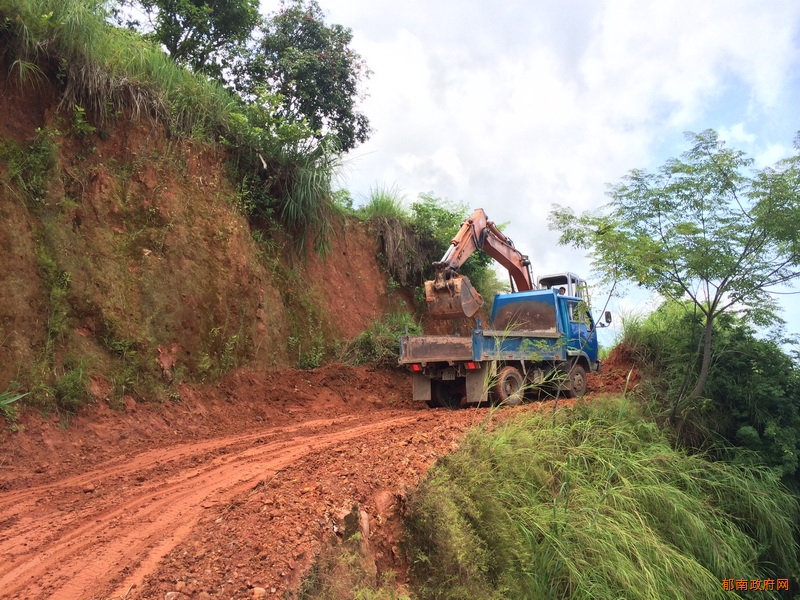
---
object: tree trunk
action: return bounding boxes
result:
[689,315,715,400]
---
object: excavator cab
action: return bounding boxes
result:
[425,270,484,319]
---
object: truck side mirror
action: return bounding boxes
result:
[604,311,612,324]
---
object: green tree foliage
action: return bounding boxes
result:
[234,0,370,152]
[115,0,260,79]
[707,321,800,482]
[623,301,800,485]
[550,130,800,402]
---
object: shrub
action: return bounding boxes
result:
[341,312,421,367]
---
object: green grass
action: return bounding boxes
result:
[340,311,421,367]
[357,186,409,222]
[406,397,798,599]
[0,390,28,423]
[0,127,58,204]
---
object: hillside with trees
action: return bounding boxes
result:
[0,0,799,598]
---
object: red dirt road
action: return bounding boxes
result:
[0,356,634,599]
[1,411,480,599]
[0,366,492,599]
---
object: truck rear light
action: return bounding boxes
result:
[410,364,422,372]
[465,361,479,370]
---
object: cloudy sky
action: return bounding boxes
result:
[290,0,800,341]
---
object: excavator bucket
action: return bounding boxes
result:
[425,275,484,319]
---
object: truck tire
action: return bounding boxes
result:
[495,366,524,406]
[431,381,463,408]
[566,363,587,398]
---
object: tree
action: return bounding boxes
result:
[115,0,260,79]
[623,299,800,483]
[704,317,800,483]
[234,0,370,152]
[550,130,800,403]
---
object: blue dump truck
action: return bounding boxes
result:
[399,284,607,407]
[400,209,610,407]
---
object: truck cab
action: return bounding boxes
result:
[536,272,589,298]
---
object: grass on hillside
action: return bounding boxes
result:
[0,0,336,247]
[340,312,422,367]
[406,397,799,599]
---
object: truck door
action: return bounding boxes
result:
[564,299,598,362]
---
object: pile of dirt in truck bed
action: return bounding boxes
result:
[0,351,638,599]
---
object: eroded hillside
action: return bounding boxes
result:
[0,60,395,407]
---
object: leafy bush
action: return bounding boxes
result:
[620,301,800,486]
[406,397,798,599]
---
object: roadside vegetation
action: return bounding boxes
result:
[406,397,798,599]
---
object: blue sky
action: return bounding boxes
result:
[277,0,800,345]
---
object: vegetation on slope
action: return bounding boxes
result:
[0,0,363,248]
[406,398,799,599]
[0,0,379,414]
[621,301,800,490]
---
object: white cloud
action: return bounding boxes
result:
[718,123,756,145]
[315,0,800,332]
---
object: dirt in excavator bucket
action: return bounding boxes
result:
[424,275,485,319]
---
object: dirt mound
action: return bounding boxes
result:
[587,343,640,396]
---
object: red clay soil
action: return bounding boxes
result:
[0,352,637,600]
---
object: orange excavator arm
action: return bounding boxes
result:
[425,208,533,319]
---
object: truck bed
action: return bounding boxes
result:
[398,335,474,363]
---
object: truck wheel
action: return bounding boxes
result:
[495,366,524,406]
[566,363,587,398]
[431,381,463,408]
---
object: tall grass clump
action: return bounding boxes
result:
[406,397,798,599]
[358,187,428,287]
[341,312,421,367]
[262,137,341,256]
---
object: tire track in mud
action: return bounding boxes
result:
[0,411,425,600]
